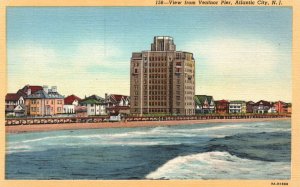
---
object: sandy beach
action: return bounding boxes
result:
[5,117,290,134]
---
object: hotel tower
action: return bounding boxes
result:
[130,36,195,116]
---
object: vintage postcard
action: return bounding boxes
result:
[0,0,299,187]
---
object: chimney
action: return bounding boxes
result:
[27,88,31,96]
[51,86,57,92]
[43,85,48,94]
[105,93,108,100]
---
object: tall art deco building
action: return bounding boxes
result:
[130,36,195,116]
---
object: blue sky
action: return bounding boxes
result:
[7,7,292,102]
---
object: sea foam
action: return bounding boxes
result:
[145,151,290,179]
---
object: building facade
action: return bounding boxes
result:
[253,100,272,114]
[215,100,229,114]
[64,94,82,114]
[5,93,25,117]
[79,95,106,116]
[105,94,130,115]
[229,100,246,114]
[25,86,64,116]
[274,101,288,114]
[246,101,255,113]
[130,36,195,116]
[194,95,215,114]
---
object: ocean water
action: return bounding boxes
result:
[5,120,291,179]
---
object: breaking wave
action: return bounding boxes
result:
[145,151,290,180]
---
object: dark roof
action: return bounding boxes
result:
[230,100,246,104]
[194,95,214,105]
[26,90,64,99]
[86,95,104,102]
[254,100,272,107]
[107,94,130,103]
[246,101,255,105]
[17,85,43,96]
[5,93,20,101]
[215,100,229,105]
[64,95,81,105]
[79,98,103,105]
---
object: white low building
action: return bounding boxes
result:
[63,95,81,114]
[79,95,107,116]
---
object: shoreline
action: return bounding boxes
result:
[5,117,290,134]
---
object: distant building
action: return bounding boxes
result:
[215,100,229,114]
[64,95,82,114]
[246,101,255,113]
[130,36,195,116]
[5,85,45,117]
[25,86,64,116]
[17,85,43,97]
[75,106,88,117]
[229,100,246,114]
[5,93,25,117]
[274,101,288,114]
[79,95,106,116]
[105,94,130,115]
[252,100,272,114]
[194,95,215,114]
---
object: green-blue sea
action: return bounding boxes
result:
[6,120,291,179]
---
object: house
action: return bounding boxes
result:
[79,95,106,116]
[64,95,82,114]
[215,100,229,114]
[246,101,255,113]
[229,100,246,114]
[104,94,130,115]
[25,86,64,116]
[17,85,43,97]
[268,104,277,113]
[194,95,215,114]
[274,101,288,114]
[75,106,88,117]
[5,84,44,117]
[5,93,26,117]
[252,100,272,114]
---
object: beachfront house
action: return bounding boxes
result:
[246,101,255,113]
[63,94,82,115]
[104,94,130,115]
[274,101,288,114]
[5,93,26,117]
[215,100,229,114]
[252,100,272,114]
[194,95,215,114]
[79,95,106,116]
[25,86,64,116]
[229,100,246,114]
[5,85,44,117]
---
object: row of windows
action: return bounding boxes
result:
[144,102,167,106]
[229,106,242,109]
[144,79,168,84]
[31,99,63,105]
[147,56,167,62]
[143,68,167,73]
[144,73,168,78]
[144,96,167,100]
[30,107,62,112]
